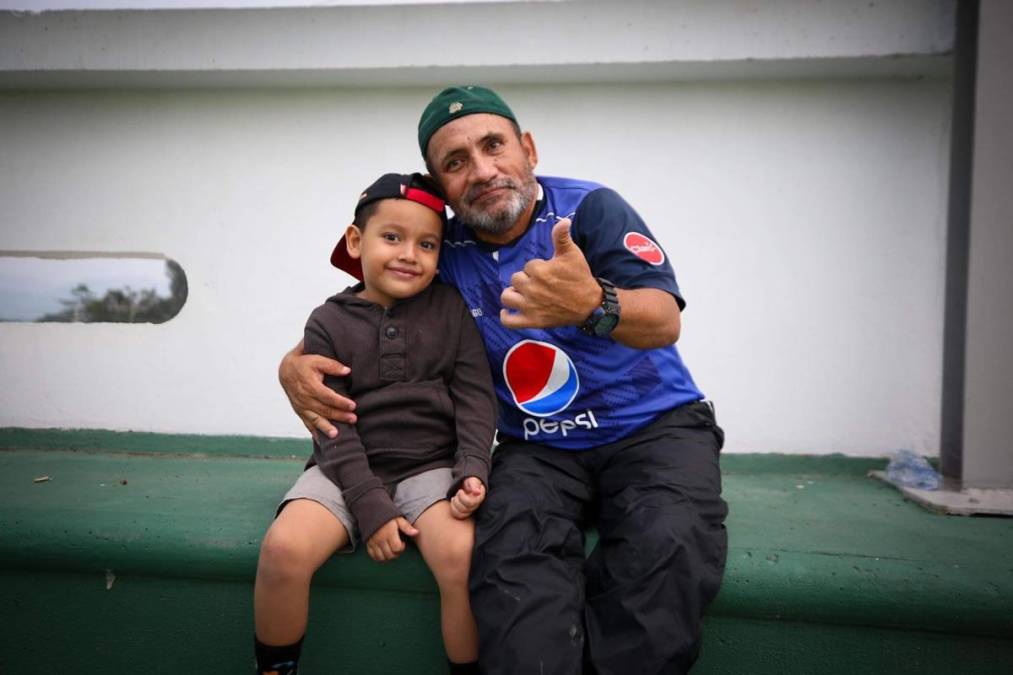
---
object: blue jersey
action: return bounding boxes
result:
[438,175,703,449]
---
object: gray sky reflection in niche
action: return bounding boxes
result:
[0,256,173,321]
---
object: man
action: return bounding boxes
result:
[280,85,727,674]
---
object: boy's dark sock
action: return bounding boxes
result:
[448,659,479,675]
[254,635,303,675]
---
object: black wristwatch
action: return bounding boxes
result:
[580,277,621,337]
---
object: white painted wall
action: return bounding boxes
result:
[0,0,956,454]
[0,0,954,87]
[0,78,951,455]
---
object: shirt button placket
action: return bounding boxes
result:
[380,313,406,381]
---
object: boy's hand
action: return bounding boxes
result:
[450,477,486,520]
[366,517,418,562]
[278,339,357,438]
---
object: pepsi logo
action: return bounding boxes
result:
[503,340,580,418]
[624,232,665,266]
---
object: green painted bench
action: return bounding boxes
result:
[1,429,1012,674]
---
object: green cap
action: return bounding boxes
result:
[417,85,517,159]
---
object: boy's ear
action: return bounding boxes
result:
[345,224,363,260]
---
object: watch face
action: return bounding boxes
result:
[594,312,620,336]
[583,278,620,337]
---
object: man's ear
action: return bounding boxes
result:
[345,224,363,260]
[521,130,538,170]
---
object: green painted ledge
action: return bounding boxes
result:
[1,428,1012,674]
[0,426,308,458]
[0,426,889,472]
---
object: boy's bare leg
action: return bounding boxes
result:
[254,498,350,645]
[413,500,479,663]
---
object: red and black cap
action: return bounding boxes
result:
[330,172,447,280]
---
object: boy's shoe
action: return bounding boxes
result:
[260,661,297,675]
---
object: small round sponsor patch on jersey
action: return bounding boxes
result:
[623,232,665,266]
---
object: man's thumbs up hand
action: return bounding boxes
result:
[551,218,577,257]
[500,218,603,330]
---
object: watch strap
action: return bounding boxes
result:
[581,277,621,336]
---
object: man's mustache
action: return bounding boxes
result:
[465,178,518,205]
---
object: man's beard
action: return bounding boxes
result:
[454,172,538,236]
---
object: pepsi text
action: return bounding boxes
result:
[522,409,599,440]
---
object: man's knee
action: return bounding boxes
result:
[626,502,725,575]
[475,498,586,569]
[476,468,587,562]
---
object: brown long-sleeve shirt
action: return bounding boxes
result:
[303,282,497,542]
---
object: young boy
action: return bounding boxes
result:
[253,173,496,675]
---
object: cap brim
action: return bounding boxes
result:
[330,235,363,281]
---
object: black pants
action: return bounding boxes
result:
[470,401,727,675]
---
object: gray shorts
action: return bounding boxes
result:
[279,465,454,552]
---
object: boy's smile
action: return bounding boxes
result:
[344,198,443,308]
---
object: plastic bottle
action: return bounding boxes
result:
[885,449,941,490]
